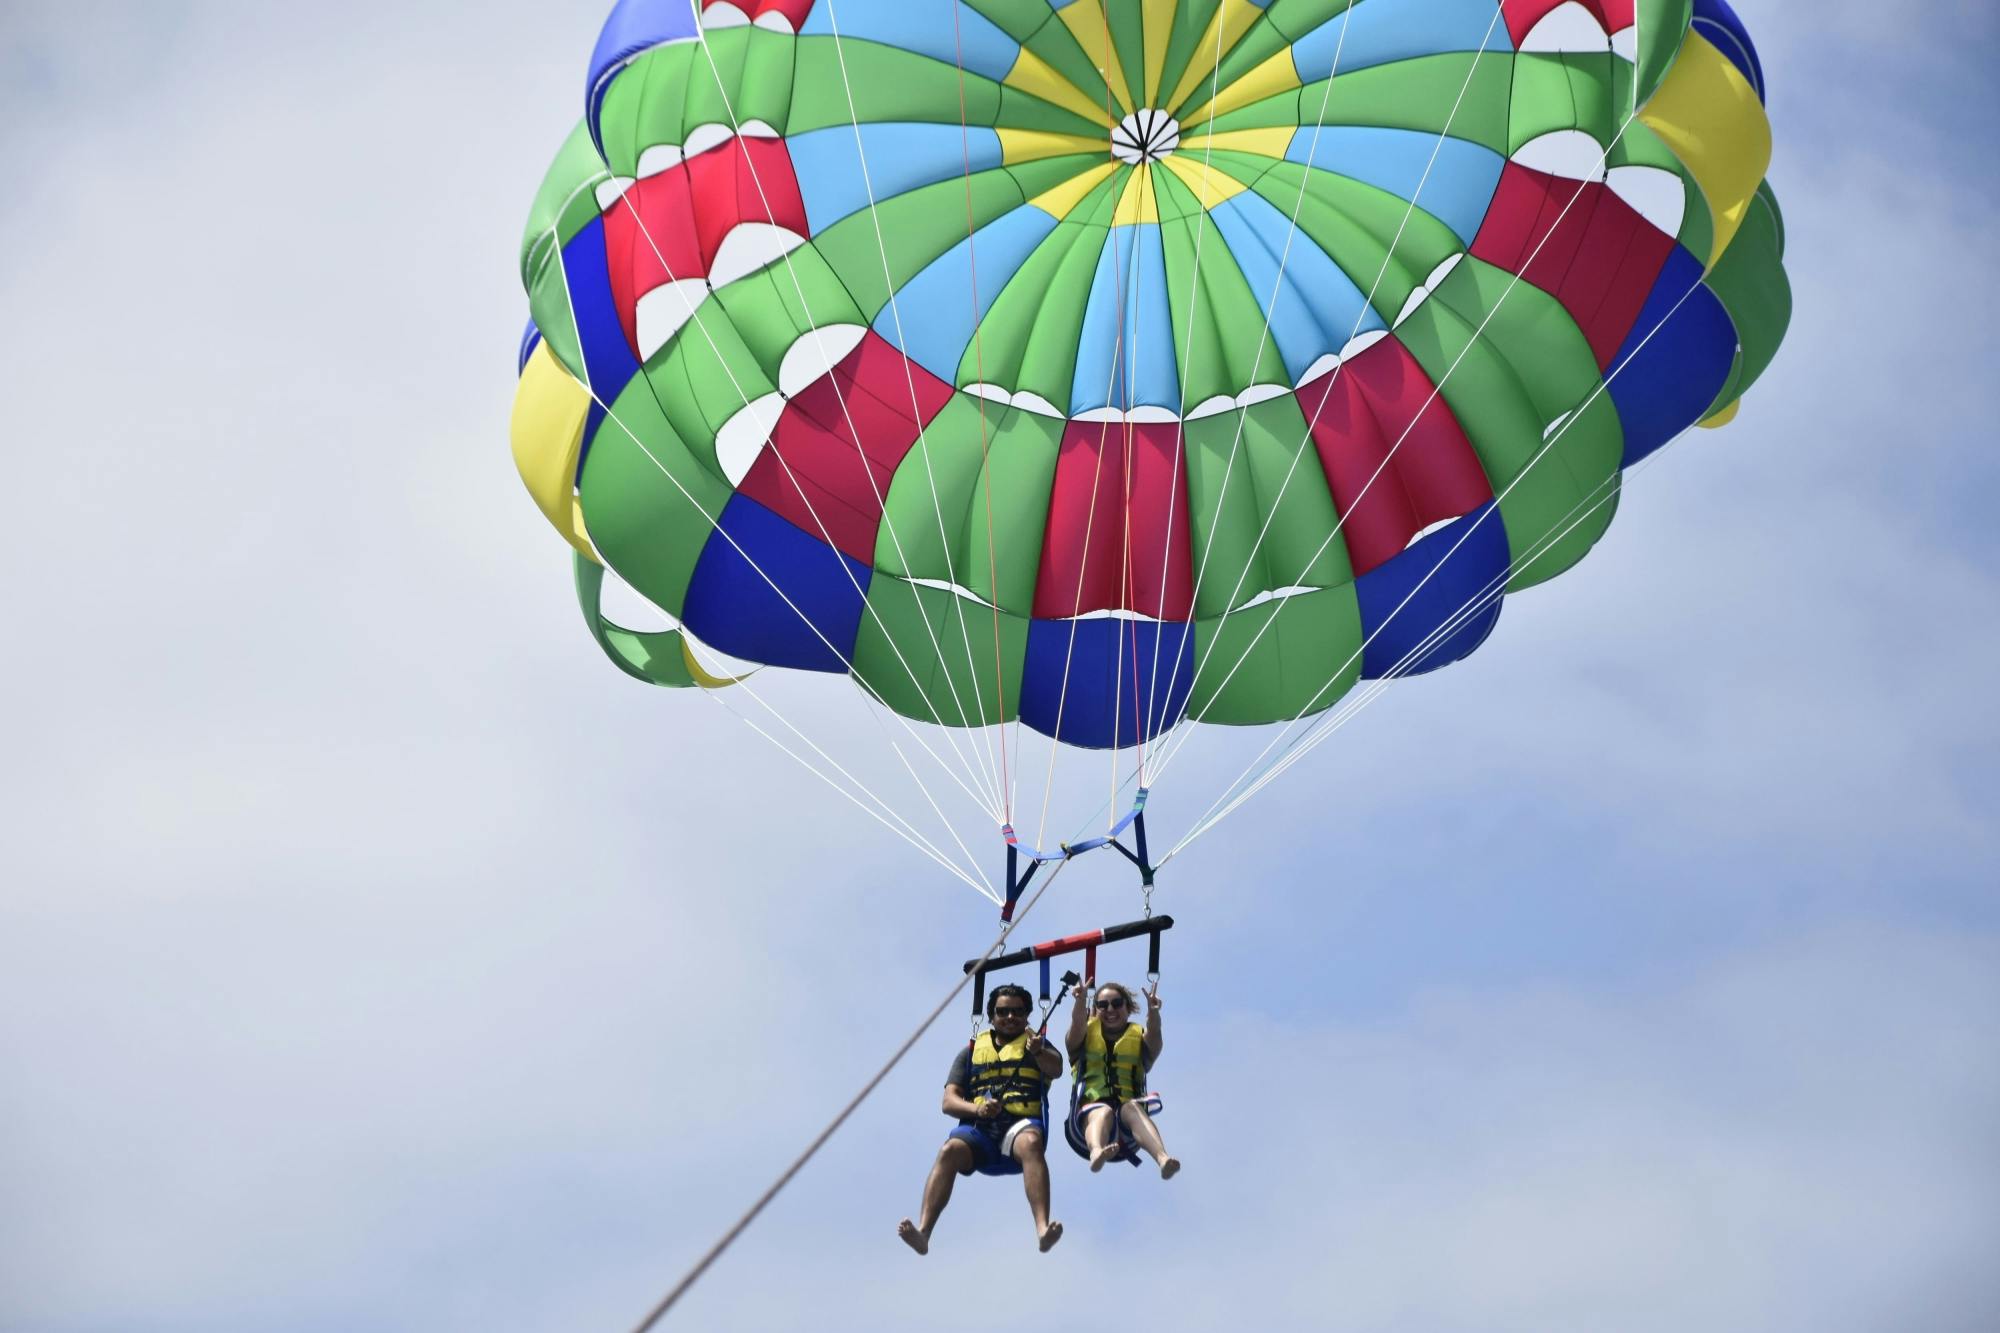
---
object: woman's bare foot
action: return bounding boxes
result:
[1038,1220,1064,1253]
[1159,1157,1181,1181]
[896,1219,929,1255]
[1088,1143,1119,1173]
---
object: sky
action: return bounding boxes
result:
[1,3,1996,1330]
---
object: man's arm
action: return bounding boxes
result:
[942,1047,995,1120]
[1029,1029,1063,1080]
[942,1082,989,1120]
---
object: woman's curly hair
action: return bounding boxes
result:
[1091,980,1142,1019]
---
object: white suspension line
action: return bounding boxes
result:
[1145,0,1366,760]
[539,210,996,856]
[1147,6,1507,782]
[1110,163,1157,834]
[1143,2,1233,758]
[588,188,1003,824]
[1163,275,1714,857]
[1170,466,1625,859]
[682,30,1009,814]
[828,0,1016,804]
[847,679,1001,899]
[1167,438,1653,862]
[1149,106,1648,789]
[823,0,1013,805]
[1035,181,1151,852]
[681,636,998,898]
[1149,4,1506,778]
[549,232,1002,832]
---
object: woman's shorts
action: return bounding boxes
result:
[1064,1091,1165,1165]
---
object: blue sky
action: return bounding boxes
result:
[1,3,1995,1330]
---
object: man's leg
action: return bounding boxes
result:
[1119,1102,1179,1178]
[1012,1129,1062,1252]
[1080,1105,1119,1172]
[899,1137,974,1254]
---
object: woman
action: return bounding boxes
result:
[1064,978,1180,1178]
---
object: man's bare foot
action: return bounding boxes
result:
[896,1219,929,1256]
[1160,1157,1181,1181]
[1038,1220,1064,1253]
[1088,1143,1119,1173]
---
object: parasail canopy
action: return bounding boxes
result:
[512,0,1791,887]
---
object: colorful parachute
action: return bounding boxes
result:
[513,0,1790,754]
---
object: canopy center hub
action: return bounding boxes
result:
[1111,110,1181,166]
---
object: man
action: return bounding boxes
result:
[1065,978,1179,1177]
[897,984,1064,1254]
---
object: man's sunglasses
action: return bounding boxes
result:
[992,1006,1030,1018]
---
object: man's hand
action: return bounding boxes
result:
[973,1096,1000,1120]
[1025,1030,1046,1055]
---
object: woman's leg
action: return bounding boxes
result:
[1119,1102,1179,1177]
[1081,1104,1119,1171]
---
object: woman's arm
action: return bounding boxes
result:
[1064,978,1091,1056]
[1143,981,1164,1061]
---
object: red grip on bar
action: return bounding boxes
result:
[1031,928,1106,960]
[1084,944,1097,981]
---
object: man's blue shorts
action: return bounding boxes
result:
[948,1116,1045,1177]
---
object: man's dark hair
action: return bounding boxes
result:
[986,983,1033,1018]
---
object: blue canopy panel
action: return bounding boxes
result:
[1691,0,1767,102]
[789,123,1004,236]
[873,204,1057,387]
[1607,245,1738,465]
[1070,223,1181,416]
[1018,617,1194,749]
[1207,191,1385,385]
[587,0,701,154]
[561,217,643,473]
[1355,501,1508,678]
[681,493,869,673]
[1284,126,1504,248]
[518,318,543,374]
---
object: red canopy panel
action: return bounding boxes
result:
[738,333,954,563]
[602,136,808,358]
[699,0,817,31]
[1297,336,1493,578]
[1500,0,1635,46]
[1033,419,1193,622]
[1472,163,1677,369]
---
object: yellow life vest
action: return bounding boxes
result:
[969,1029,1047,1118]
[1077,1016,1147,1102]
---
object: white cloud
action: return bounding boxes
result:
[0,3,1994,1330]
